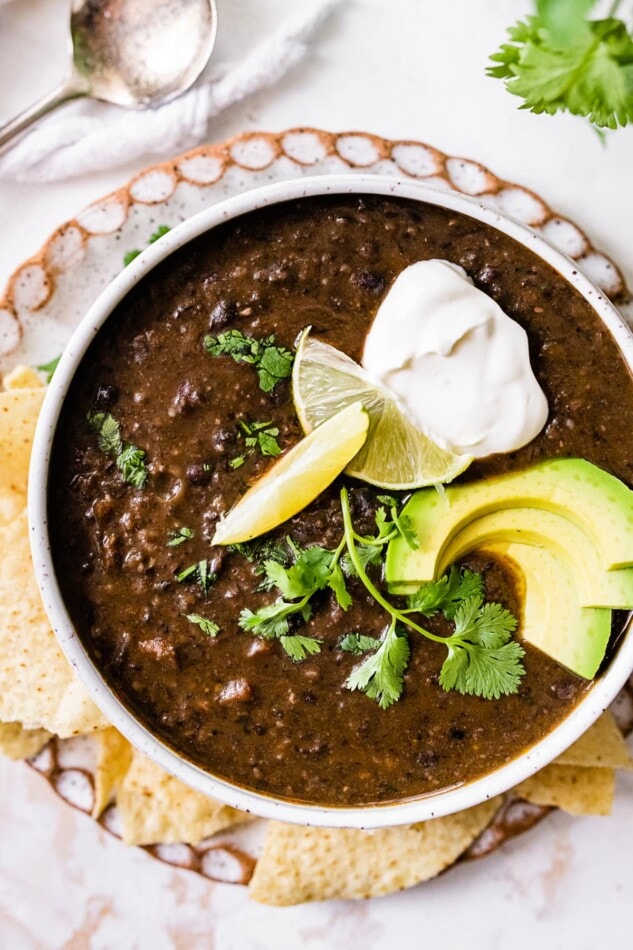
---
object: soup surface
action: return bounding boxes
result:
[49,196,633,806]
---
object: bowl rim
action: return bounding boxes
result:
[28,173,633,829]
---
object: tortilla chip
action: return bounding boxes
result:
[0,509,108,736]
[0,721,51,760]
[3,366,44,391]
[249,797,501,905]
[117,750,252,846]
[514,764,615,816]
[555,711,632,769]
[0,388,45,527]
[93,728,134,818]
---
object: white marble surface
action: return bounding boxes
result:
[1,0,633,946]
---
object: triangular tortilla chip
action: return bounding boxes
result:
[249,797,501,905]
[0,388,45,527]
[514,764,614,815]
[93,728,134,818]
[3,366,44,391]
[117,750,252,845]
[555,711,632,769]
[0,721,51,759]
[0,509,108,736]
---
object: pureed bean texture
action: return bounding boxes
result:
[49,197,633,806]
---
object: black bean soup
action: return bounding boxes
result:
[49,197,633,806]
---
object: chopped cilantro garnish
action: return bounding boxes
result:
[176,560,216,594]
[229,420,282,469]
[87,411,148,488]
[168,527,194,547]
[185,613,220,637]
[116,444,148,489]
[36,354,61,383]
[204,329,294,392]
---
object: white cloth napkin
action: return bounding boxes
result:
[0,0,341,183]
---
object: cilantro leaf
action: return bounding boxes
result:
[87,411,149,488]
[116,444,148,488]
[230,419,282,468]
[238,599,312,639]
[204,330,294,392]
[123,249,141,267]
[36,354,61,383]
[407,567,485,619]
[186,613,219,637]
[489,1,633,130]
[440,641,526,700]
[261,543,351,610]
[339,633,382,655]
[87,411,122,455]
[149,224,171,243]
[452,595,518,648]
[168,527,194,547]
[280,634,322,661]
[176,560,216,594]
[346,624,410,709]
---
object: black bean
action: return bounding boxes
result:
[209,299,238,330]
[94,384,118,409]
[185,461,211,485]
[351,270,385,293]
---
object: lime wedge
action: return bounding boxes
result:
[292,330,472,490]
[212,401,369,545]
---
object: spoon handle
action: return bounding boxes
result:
[0,77,87,154]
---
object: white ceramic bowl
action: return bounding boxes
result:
[28,175,633,828]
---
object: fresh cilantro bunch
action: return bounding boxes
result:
[87,411,148,488]
[489,0,633,129]
[204,329,294,392]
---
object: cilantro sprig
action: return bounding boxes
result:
[204,329,294,392]
[339,488,525,706]
[87,411,148,488]
[238,538,348,659]
[489,0,633,130]
[168,526,194,547]
[230,419,282,469]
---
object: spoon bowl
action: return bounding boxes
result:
[0,0,217,150]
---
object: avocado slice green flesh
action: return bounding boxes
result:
[389,506,633,609]
[483,541,611,680]
[386,458,633,584]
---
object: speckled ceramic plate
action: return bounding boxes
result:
[2,128,632,887]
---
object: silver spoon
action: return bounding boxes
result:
[0,0,217,152]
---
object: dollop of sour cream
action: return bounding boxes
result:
[362,260,548,458]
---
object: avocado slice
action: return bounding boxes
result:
[390,507,633,609]
[386,459,633,584]
[483,541,611,680]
